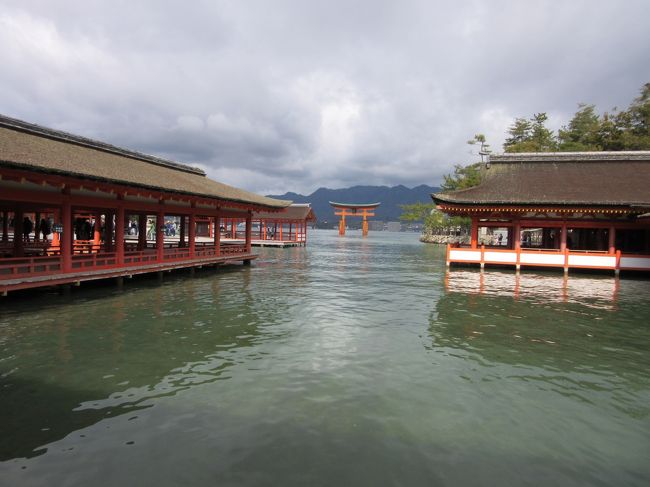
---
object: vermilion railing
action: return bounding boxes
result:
[0,243,251,280]
[71,252,117,269]
[0,255,62,276]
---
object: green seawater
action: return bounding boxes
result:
[1,230,649,486]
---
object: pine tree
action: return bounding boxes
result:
[558,104,602,151]
[503,113,557,152]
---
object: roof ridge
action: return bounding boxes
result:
[0,114,206,176]
[491,151,650,162]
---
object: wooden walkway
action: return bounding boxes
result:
[222,238,305,248]
[1,252,257,294]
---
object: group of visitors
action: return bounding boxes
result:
[164,221,177,237]
[74,218,93,240]
[17,216,52,243]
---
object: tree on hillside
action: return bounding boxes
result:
[399,202,445,228]
[504,113,557,152]
[440,162,483,191]
[597,110,626,151]
[502,82,650,153]
[558,104,602,151]
[616,82,650,149]
[399,202,436,222]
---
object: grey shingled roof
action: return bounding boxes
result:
[0,114,291,210]
[433,152,650,209]
[254,204,316,221]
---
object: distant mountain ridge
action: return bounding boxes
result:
[268,184,439,224]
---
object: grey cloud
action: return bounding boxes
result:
[1,0,649,194]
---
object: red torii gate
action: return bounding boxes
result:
[330,202,381,237]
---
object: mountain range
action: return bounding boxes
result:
[268,184,440,225]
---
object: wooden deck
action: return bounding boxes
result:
[0,242,255,294]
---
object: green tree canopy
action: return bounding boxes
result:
[504,113,557,152]
[502,82,650,153]
[440,162,483,192]
[616,82,650,149]
[558,104,602,151]
[399,202,447,231]
[399,202,438,222]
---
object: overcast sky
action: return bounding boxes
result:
[1,0,649,195]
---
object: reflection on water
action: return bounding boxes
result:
[431,268,650,467]
[0,266,290,462]
[1,231,649,486]
[444,269,626,310]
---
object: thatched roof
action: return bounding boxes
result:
[254,204,316,221]
[0,114,290,210]
[433,152,650,210]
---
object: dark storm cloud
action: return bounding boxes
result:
[1,0,649,194]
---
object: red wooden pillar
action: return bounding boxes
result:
[214,212,221,256]
[279,223,283,241]
[289,223,293,241]
[115,204,125,265]
[608,226,616,254]
[470,217,478,249]
[179,215,186,248]
[62,200,72,272]
[231,219,236,239]
[157,210,164,262]
[2,210,8,243]
[261,220,265,240]
[513,220,521,251]
[560,224,568,252]
[138,214,147,250]
[245,212,252,253]
[189,212,196,258]
[304,221,308,245]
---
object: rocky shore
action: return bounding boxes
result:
[419,233,470,245]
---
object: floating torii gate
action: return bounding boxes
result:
[330,201,381,237]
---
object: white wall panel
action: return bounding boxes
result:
[568,254,615,268]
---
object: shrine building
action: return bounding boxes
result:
[432,152,650,274]
[194,204,316,247]
[0,115,291,294]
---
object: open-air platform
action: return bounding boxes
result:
[221,238,304,248]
